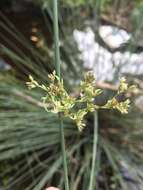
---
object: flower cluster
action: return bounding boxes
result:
[26,71,133,131]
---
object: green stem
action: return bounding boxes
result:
[88,111,98,190]
[53,0,60,78]
[59,115,70,190]
[53,1,69,190]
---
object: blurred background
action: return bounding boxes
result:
[0,0,143,189]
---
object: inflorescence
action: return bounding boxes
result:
[26,71,134,131]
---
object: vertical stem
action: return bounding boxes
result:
[53,1,69,190]
[59,115,70,190]
[88,111,98,190]
[53,0,60,78]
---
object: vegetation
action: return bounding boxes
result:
[0,0,143,190]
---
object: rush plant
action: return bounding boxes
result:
[0,0,141,190]
[26,1,135,190]
[27,70,134,190]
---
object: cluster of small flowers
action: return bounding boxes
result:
[26,71,134,131]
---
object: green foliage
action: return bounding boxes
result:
[0,1,143,190]
[35,0,91,7]
[62,0,90,6]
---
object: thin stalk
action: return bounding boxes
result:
[53,1,69,190]
[59,115,69,190]
[88,111,98,190]
[53,0,60,78]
